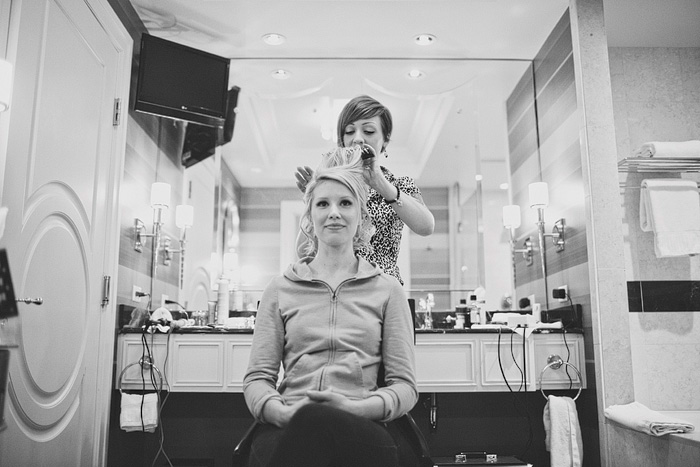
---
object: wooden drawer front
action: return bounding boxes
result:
[170,341,225,390]
[415,340,476,391]
[480,337,530,390]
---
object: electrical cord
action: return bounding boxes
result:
[509,331,525,391]
[138,319,173,467]
[519,326,533,459]
[151,328,173,467]
[496,328,534,459]
[562,295,577,389]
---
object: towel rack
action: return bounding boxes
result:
[538,354,583,401]
[618,157,700,173]
[118,357,163,393]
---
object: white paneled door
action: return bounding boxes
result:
[0,0,130,465]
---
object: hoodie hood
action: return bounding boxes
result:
[283,255,383,283]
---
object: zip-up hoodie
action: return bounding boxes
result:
[243,256,418,423]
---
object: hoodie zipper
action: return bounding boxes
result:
[314,278,354,390]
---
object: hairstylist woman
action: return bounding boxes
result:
[295,95,435,284]
[244,155,418,467]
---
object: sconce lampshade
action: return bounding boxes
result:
[0,59,13,112]
[502,205,521,229]
[528,182,549,208]
[175,204,194,229]
[150,182,171,209]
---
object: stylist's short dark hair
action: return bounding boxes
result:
[337,95,393,146]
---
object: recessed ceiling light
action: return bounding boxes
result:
[407,69,424,79]
[475,174,483,181]
[499,183,509,190]
[270,69,291,80]
[262,33,286,46]
[414,34,436,46]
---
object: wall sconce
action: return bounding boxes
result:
[502,204,533,266]
[134,182,171,301]
[528,182,566,251]
[529,181,568,310]
[162,204,194,266]
[133,182,171,253]
[0,59,13,112]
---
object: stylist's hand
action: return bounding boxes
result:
[295,166,314,193]
[358,144,395,200]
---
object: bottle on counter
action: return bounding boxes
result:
[468,294,479,326]
[216,276,230,325]
[477,298,487,325]
[455,298,469,329]
[207,300,217,325]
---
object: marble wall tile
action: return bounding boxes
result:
[592,268,632,373]
[625,101,700,149]
[629,311,700,345]
[633,342,700,410]
[619,48,684,104]
[612,99,631,159]
[608,48,626,102]
[605,422,700,467]
[680,48,700,102]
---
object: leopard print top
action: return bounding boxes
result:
[356,166,421,285]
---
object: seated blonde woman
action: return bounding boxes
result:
[243,151,418,467]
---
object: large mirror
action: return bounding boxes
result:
[129,0,571,311]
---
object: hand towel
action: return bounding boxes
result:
[633,140,700,158]
[543,395,583,467]
[120,392,158,432]
[604,401,695,436]
[639,178,700,257]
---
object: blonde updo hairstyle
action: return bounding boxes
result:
[298,147,375,257]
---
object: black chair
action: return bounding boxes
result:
[231,409,432,467]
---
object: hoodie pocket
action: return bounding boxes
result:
[322,351,368,399]
[279,352,323,397]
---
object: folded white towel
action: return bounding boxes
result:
[120,392,158,432]
[639,179,700,257]
[633,140,700,158]
[544,395,583,467]
[604,401,695,436]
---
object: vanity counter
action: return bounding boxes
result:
[116,327,585,394]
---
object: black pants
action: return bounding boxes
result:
[248,404,418,467]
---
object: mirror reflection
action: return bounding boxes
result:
[128,0,571,313]
[224,59,533,311]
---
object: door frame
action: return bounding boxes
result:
[86,0,133,462]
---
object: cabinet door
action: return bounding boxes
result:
[170,338,225,391]
[480,333,532,391]
[117,335,169,391]
[415,336,477,392]
[533,333,586,392]
[225,340,253,392]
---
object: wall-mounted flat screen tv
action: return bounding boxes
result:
[134,34,230,127]
[182,86,240,169]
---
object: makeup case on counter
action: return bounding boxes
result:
[431,453,529,466]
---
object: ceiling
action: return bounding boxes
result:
[128,0,700,189]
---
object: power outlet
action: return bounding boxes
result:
[132,285,142,302]
[555,285,569,302]
[161,294,169,308]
